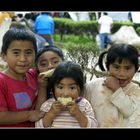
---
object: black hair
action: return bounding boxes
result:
[17,14,23,18]
[98,43,139,72]
[24,13,32,20]
[1,27,37,55]
[48,61,85,99]
[103,12,108,15]
[10,22,28,29]
[35,45,64,66]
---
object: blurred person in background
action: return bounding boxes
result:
[98,12,113,50]
[34,12,54,46]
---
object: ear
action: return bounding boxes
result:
[107,71,110,76]
[105,62,108,70]
[1,53,7,62]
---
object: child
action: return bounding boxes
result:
[35,61,98,128]
[84,43,140,127]
[35,45,64,73]
[0,27,45,127]
[9,22,46,52]
[35,46,64,109]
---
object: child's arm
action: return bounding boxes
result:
[0,110,45,124]
[104,76,140,117]
[67,102,88,127]
[35,69,55,110]
[35,87,47,110]
[67,99,98,127]
[109,87,140,118]
[35,100,64,128]
[43,101,64,127]
[35,74,48,110]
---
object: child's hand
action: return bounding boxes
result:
[67,103,88,127]
[49,101,64,116]
[67,102,81,116]
[103,76,120,92]
[39,69,55,78]
[37,74,48,88]
[28,110,45,122]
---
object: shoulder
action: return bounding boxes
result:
[128,82,140,96]
[27,68,38,79]
[78,97,93,109]
[79,97,90,104]
[40,98,55,112]
[28,68,38,75]
[106,16,113,22]
[0,72,12,94]
[84,78,105,97]
[0,72,10,83]
[85,77,105,87]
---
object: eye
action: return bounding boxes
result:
[56,85,63,89]
[13,51,20,56]
[39,63,47,67]
[52,60,60,65]
[70,86,77,90]
[54,60,60,64]
[25,51,33,56]
[113,64,120,69]
[125,66,132,70]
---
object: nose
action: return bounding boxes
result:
[47,62,54,69]
[118,69,126,77]
[19,54,26,61]
[63,88,70,97]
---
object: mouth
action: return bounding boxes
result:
[17,64,29,69]
[118,79,127,86]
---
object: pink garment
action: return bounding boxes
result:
[0,68,38,127]
[35,97,98,128]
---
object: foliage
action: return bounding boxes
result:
[54,17,136,38]
[63,41,100,81]
[136,26,140,37]
[54,17,98,40]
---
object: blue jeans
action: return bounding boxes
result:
[39,34,54,46]
[99,33,112,49]
[45,37,54,46]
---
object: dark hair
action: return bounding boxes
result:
[24,13,32,20]
[103,12,108,15]
[17,14,23,18]
[1,27,37,55]
[48,61,85,99]
[35,45,64,66]
[10,22,28,29]
[98,44,139,72]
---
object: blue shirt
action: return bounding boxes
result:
[35,14,54,35]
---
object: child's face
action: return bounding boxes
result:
[37,51,63,73]
[54,77,80,101]
[3,40,35,79]
[108,59,136,87]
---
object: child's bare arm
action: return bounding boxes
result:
[35,87,47,110]
[68,103,88,127]
[0,110,45,124]
[43,101,63,127]
[103,76,120,92]
[35,74,48,110]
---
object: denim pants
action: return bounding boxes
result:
[99,33,112,49]
[45,37,54,46]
